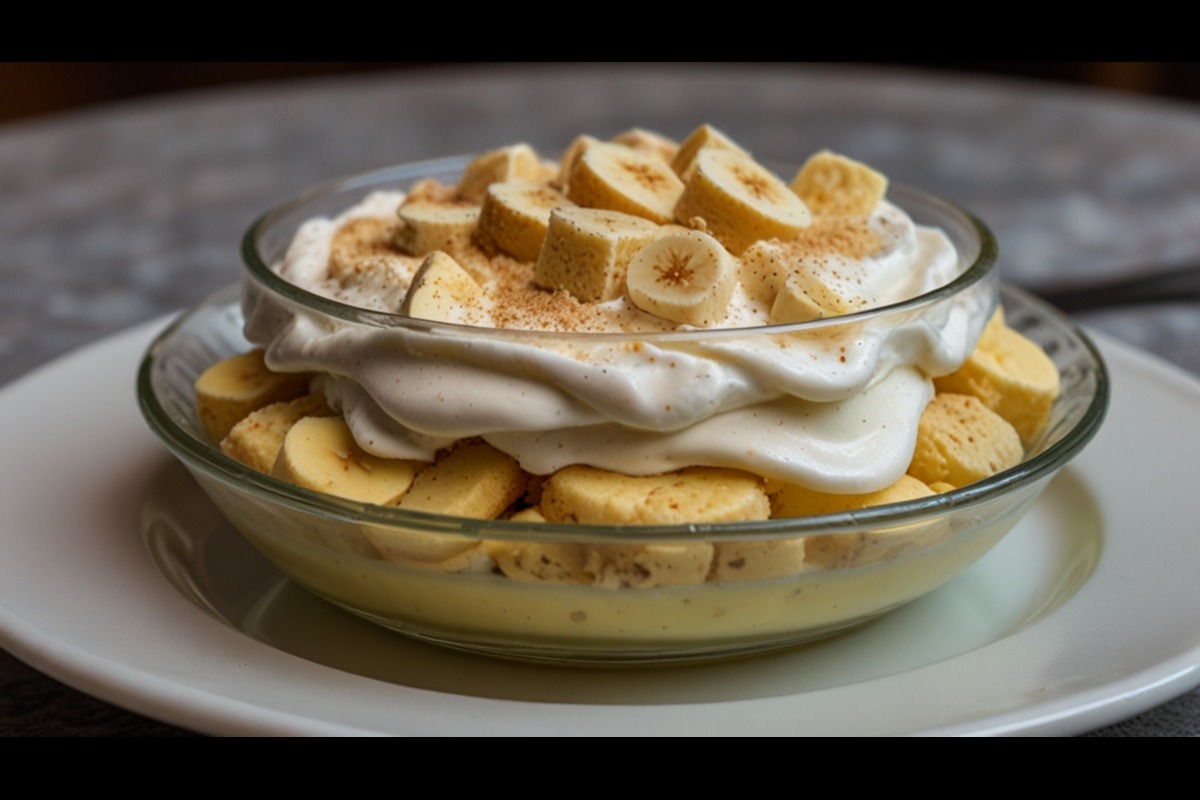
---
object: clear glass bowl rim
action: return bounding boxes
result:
[240,154,998,343]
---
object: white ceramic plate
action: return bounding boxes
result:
[1,316,1199,736]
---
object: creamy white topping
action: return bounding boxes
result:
[243,190,990,493]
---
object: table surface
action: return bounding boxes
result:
[3,63,1198,736]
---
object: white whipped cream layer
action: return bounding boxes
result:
[243,192,992,493]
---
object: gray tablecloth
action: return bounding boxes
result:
[2,63,1198,736]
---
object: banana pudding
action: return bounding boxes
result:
[139,124,1107,663]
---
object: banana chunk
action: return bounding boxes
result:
[475,180,573,263]
[934,310,1061,444]
[271,416,420,505]
[395,200,481,258]
[710,538,810,583]
[671,123,750,179]
[791,150,888,217]
[457,143,548,202]
[907,393,1023,489]
[534,206,661,302]
[610,127,679,165]
[566,142,685,225]
[400,251,492,325]
[541,465,769,525]
[221,393,333,474]
[399,441,529,520]
[584,542,714,589]
[772,474,942,568]
[626,230,736,326]
[195,349,311,443]
[674,149,812,256]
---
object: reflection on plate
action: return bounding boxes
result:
[2,317,1199,735]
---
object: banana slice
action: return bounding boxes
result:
[271,416,420,505]
[195,349,311,443]
[394,200,481,258]
[625,230,736,326]
[710,538,810,583]
[771,474,942,569]
[554,134,601,191]
[566,141,684,224]
[399,251,492,325]
[398,442,529,519]
[475,180,573,263]
[791,150,888,217]
[770,272,834,323]
[221,393,333,474]
[610,127,679,165]
[534,206,661,302]
[457,143,548,202]
[674,149,812,256]
[584,543,714,589]
[738,239,791,307]
[365,441,527,566]
[907,393,1024,489]
[541,465,769,525]
[671,123,750,179]
[327,216,408,283]
[933,311,1061,444]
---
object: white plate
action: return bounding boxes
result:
[1,316,1199,736]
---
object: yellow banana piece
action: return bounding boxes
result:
[400,251,492,325]
[394,200,481,258]
[534,206,661,302]
[195,349,311,443]
[790,150,888,216]
[566,141,684,224]
[271,416,420,506]
[625,230,736,326]
[474,180,573,263]
[674,149,812,256]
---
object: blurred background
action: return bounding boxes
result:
[3,62,1198,124]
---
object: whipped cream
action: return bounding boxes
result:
[243,183,992,494]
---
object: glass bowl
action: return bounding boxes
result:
[138,157,1109,666]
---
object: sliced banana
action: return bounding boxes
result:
[672,123,744,179]
[457,143,548,202]
[770,273,831,323]
[566,141,684,224]
[554,134,601,191]
[674,149,811,256]
[907,393,1024,489]
[671,123,750,179]
[584,543,714,589]
[221,393,333,474]
[933,310,1061,444]
[271,416,420,505]
[399,251,493,325]
[626,230,736,326]
[541,465,769,525]
[738,239,789,308]
[195,349,311,443]
[534,206,661,302]
[710,538,810,583]
[610,127,679,165]
[398,442,528,520]
[771,474,939,569]
[394,200,481,258]
[474,180,573,263]
[791,150,888,217]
